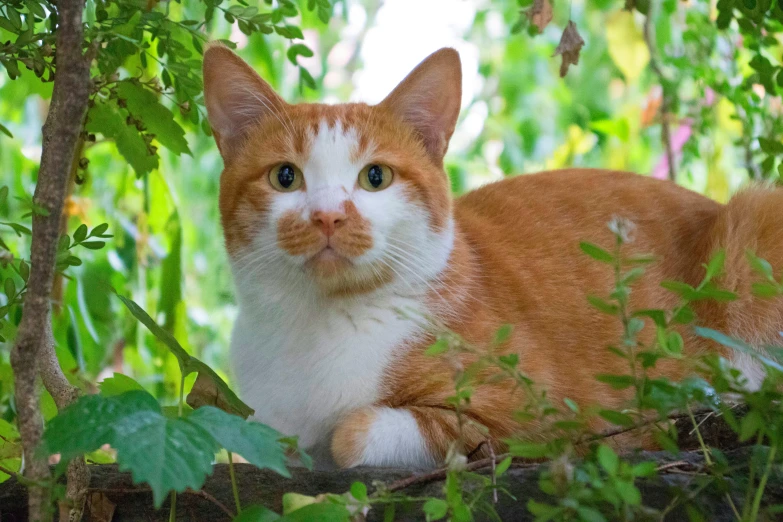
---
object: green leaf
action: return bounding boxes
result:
[746,251,775,281]
[116,81,191,156]
[188,406,290,477]
[703,249,726,281]
[99,373,145,396]
[85,101,158,176]
[4,278,14,300]
[0,122,12,138]
[595,374,635,389]
[579,242,614,263]
[631,461,657,477]
[495,456,512,476]
[350,481,367,501]
[587,295,619,314]
[116,294,254,418]
[759,137,783,155]
[422,498,449,520]
[158,212,182,333]
[234,505,281,521]
[286,44,314,65]
[425,338,449,356]
[507,440,550,458]
[576,506,608,522]
[79,240,106,250]
[73,224,88,243]
[597,444,619,474]
[42,391,218,507]
[279,503,350,522]
[739,410,764,441]
[598,409,635,427]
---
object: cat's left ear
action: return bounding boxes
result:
[378,48,462,166]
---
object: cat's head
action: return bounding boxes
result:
[203,46,461,297]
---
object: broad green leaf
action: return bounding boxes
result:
[116,293,254,418]
[350,481,367,501]
[85,101,158,176]
[189,406,290,477]
[116,81,191,155]
[596,374,635,389]
[495,456,512,476]
[42,391,218,507]
[99,373,146,396]
[425,338,449,356]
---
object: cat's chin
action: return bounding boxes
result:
[305,247,354,279]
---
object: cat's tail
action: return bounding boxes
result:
[708,187,783,347]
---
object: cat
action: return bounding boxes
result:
[202,44,783,469]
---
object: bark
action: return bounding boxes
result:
[8,0,92,520]
[0,447,779,521]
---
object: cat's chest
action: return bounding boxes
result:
[229,293,426,450]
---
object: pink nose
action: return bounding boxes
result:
[311,210,346,237]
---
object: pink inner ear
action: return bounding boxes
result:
[379,48,462,164]
[202,45,287,155]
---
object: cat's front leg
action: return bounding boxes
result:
[331,405,491,469]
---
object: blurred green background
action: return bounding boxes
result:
[0,0,780,418]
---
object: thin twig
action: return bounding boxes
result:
[643,0,677,181]
[88,487,235,519]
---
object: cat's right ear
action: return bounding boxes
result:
[203,44,287,157]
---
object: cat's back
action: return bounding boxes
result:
[455,169,720,263]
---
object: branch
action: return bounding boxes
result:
[643,0,677,182]
[9,0,92,520]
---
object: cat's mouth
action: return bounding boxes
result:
[304,246,354,278]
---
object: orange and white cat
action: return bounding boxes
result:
[203,45,783,469]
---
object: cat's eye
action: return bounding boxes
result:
[358,164,393,192]
[269,163,304,192]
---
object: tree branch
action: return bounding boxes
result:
[643,0,677,182]
[9,0,91,520]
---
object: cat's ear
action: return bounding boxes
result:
[203,43,287,156]
[378,48,462,165]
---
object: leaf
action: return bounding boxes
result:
[350,481,367,501]
[73,224,88,243]
[422,498,449,520]
[85,101,158,176]
[116,81,191,155]
[0,122,12,138]
[507,440,550,458]
[279,503,351,522]
[599,409,635,427]
[526,0,553,33]
[286,44,314,65]
[234,505,281,521]
[158,212,182,333]
[596,374,635,389]
[188,406,290,477]
[99,373,145,396]
[80,241,106,250]
[116,294,254,418]
[605,10,650,82]
[587,295,619,314]
[42,391,218,507]
[495,456,512,476]
[425,338,449,356]
[579,242,614,263]
[597,444,619,474]
[553,21,585,77]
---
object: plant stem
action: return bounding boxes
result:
[169,491,177,522]
[228,451,242,515]
[748,444,777,522]
[687,405,712,467]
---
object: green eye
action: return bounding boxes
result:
[358,164,393,191]
[269,163,303,192]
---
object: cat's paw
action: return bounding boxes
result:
[331,406,436,468]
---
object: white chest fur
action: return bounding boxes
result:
[229,285,427,456]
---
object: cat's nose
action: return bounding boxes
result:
[311,210,347,237]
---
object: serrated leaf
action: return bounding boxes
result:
[188,406,290,477]
[42,391,218,507]
[117,294,254,418]
[116,81,191,155]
